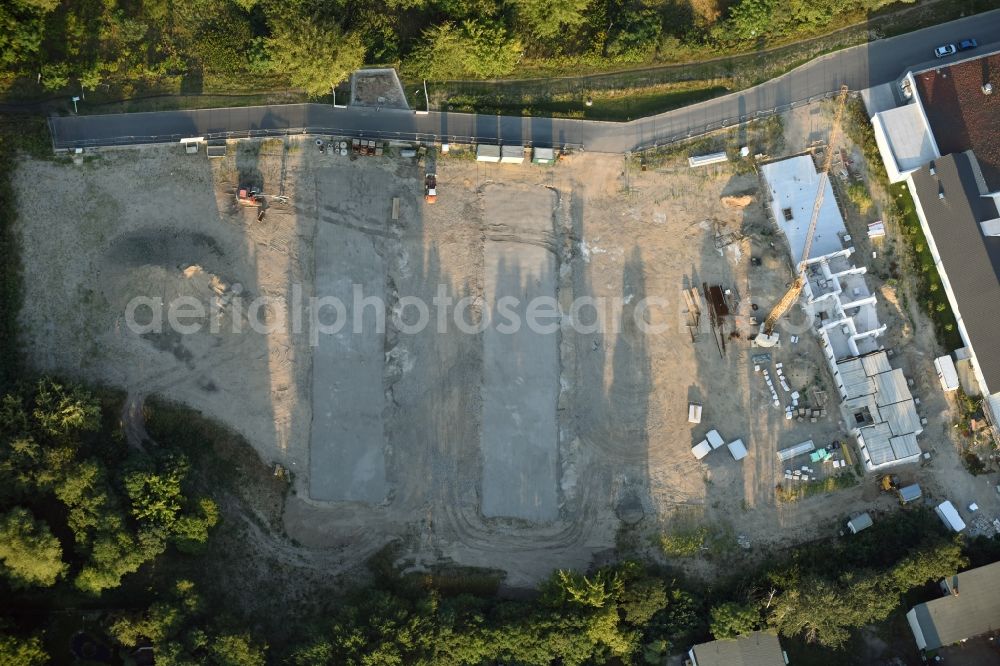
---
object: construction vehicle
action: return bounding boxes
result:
[237,186,262,207]
[756,85,850,347]
[424,173,437,204]
[879,475,922,504]
[879,474,901,492]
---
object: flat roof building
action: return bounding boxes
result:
[836,351,922,470]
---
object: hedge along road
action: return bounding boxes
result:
[48,9,1000,154]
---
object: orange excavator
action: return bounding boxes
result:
[237,186,262,207]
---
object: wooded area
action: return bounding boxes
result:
[1,0,917,98]
[0,378,993,664]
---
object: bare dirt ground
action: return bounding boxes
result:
[13,101,1000,591]
[349,69,410,110]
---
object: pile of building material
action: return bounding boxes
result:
[758,366,780,408]
[785,465,818,482]
[721,194,753,208]
[778,439,816,461]
[352,139,383,156]
[689,152,728,167]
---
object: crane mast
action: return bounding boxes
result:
[757,85,850,346]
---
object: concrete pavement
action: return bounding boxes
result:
[48,10,1000,153]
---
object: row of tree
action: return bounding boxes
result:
[0,378,990,664]
[0,0,910,97]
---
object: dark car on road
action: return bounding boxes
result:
[958,38,978,51]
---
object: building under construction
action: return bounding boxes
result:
[760,154,923,471]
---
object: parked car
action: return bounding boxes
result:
[935,44,957,58]
[958,38,978,51]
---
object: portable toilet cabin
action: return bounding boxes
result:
[898,483,922,504]
[476,144,501,162]
[933,355,959,392]
[532,147,556,164]
[847,512,874,534]
[692,440,713,460]
[935,501,966,532]
[727,439,748,461]
[500,145,525,164]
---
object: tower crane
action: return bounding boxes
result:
[756,85,850,347]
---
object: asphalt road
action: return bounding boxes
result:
[48,9,1000,153]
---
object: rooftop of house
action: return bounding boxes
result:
[910,152,1000,393]
[914,52,1000,192]
[689,631,786,666]
[908,560,1000,651]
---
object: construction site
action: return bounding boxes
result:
[12,95,1000,588]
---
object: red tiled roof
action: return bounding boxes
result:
[914,53,1000,191]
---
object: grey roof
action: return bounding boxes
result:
[838,357,876,399]
[911,153,1000,393]
[861,351,892,376]
[872,369,909,407]
[690,631,786,666]
[909,560,1000,650]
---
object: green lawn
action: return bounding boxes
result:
[443,84,730,121]
[889,182,964,352]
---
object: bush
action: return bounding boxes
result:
[659,526,708,557]
[709,601,760,638]
[846,181,873,213]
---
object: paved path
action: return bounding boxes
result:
[48,11,1000,153]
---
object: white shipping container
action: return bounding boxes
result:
[933,355,959,392]
[935,500,966,532]
[500,145,525,164]
[476,144,501,162]
[692,440,713,460]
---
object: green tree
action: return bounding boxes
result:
[769,575,894,647]
[0,3,47,70]
[605,8,662,62]
[171,497,219,553]
[265,15,364,96]
[124,457,187,527]
[31,379,99,437]
[709,601,760,638]
[75,528,163,594]
[207,633,267,666]
[405,20,521,80]
[721,0,775,43]
[544,569,621,608]
[0,508,66,588]
[109,579,200,647]
[511,0,590,40]
[0,631,48,666]
[890,539,967,592]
